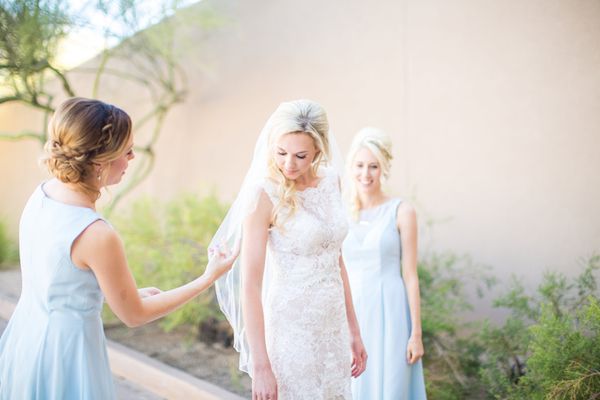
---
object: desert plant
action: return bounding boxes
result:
[479,255,600,399]
[419,252,495,399]
[104,192,228,335]
[0,0,222,214]
[521,297,600,400]
[0,219,18,268]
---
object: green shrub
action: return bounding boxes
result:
[0,219,19,268]
[523,298,600,399]
[419,253,600,399]
[105,192,229,332]
[478,255,600,399]
[420,252,495,399]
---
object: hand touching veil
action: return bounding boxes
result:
[208,100,345,376]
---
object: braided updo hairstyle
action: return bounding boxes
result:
[43,97,132,201]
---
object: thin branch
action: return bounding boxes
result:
[0,96,22,105]
[0,94,54,113]
[92,50,111,98]
[134,96,176,130]
[0,131,45,143]
[47,64,75,97]
[432,338,468,387]
[76,67,151,87]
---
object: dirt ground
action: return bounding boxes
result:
[105,322,252,398]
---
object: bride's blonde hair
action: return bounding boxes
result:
[266,99,330,226]
[346,127,393,220]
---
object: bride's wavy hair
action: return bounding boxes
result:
[42,97,132,201]
[266,99,330,227]
[346,127,393,220]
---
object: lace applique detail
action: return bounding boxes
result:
[261,168,351,399]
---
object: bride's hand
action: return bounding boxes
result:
[252,365,278,400]
[204,241,240,282]
[351,334,368,378]
[138,287,162,298]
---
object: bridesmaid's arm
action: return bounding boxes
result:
[72,221,237,328]
[241,190,278,399]
[339,254,368,377]
[397,202,425,364]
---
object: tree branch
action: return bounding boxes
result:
[432,337,468,388]
[0,96,22,105]
[0,131,45,143]
[47,64,75,97]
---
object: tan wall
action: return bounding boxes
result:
[1,0,599,287]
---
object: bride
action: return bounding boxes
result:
[211,99,367,399]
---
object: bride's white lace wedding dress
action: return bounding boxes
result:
[261,167,351,399]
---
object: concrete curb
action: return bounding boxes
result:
[0,293,245,400]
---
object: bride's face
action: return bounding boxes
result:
[274,132,318,180]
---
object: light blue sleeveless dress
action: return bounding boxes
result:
[0,183,116,400]
[342,198,427,400]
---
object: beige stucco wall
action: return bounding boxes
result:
[1,0,599,287]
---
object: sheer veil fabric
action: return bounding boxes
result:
[209,100,344,376]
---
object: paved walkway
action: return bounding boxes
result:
[0,268,245,400]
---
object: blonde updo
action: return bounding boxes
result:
[266,99,330,226]
[346,127,393,219]
[43,97,132,200]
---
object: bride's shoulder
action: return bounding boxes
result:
[259,177,279,204]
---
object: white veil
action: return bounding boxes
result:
[209,99,345,376]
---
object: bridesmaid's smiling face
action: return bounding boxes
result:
[352,147,382,195]
[274,132,318,181]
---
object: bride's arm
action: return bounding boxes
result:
[242,190,278,398]
[339,255,368,377]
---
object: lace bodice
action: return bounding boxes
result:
[260,167,352,399]
[263,167,348,282]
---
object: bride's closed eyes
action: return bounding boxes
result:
[277,149,308,159]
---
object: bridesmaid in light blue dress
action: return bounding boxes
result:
[0,98,237,400]
[342,128,427,400]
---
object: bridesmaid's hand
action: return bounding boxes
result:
[351,334,368,378]
[138,287,162,298]
[406,335,424,364]
[205,241,240,282]
[252,365,278,400]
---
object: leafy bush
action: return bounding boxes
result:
[420,253,600,399]
[106,193,229,333]
[0,219,19,268]
[479,255,600,399]
[523,298,600,399]
[420,252,495,399]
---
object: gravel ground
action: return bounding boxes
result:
[105,322,252,398]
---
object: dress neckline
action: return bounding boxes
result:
[39,181,97,212]
[359,197,395,213]
[296,177,324,194]
[296,168,330,194]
